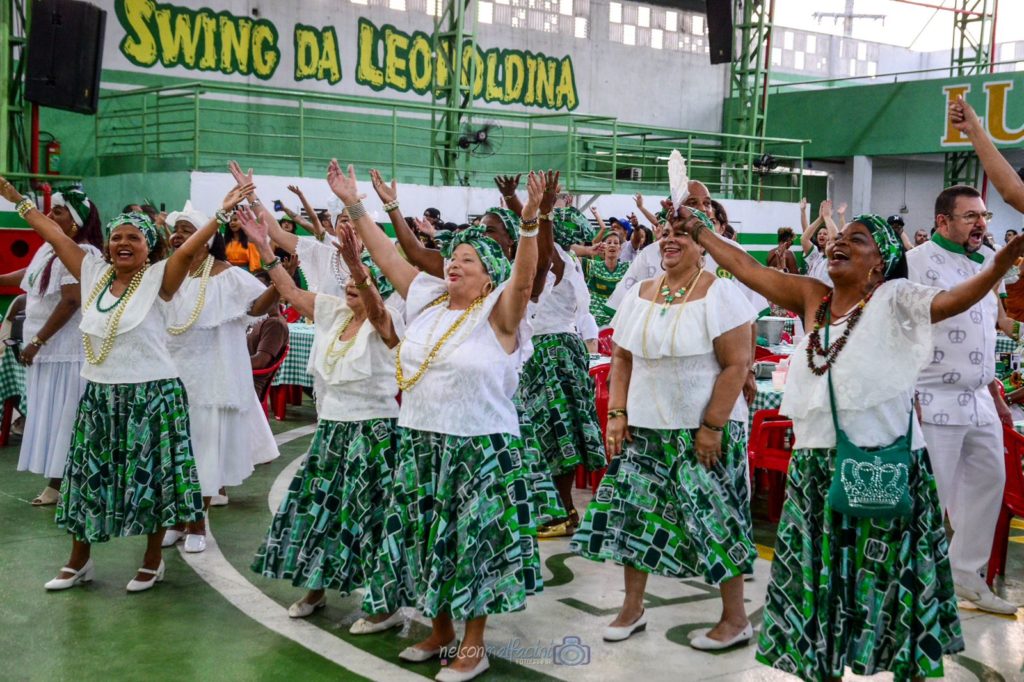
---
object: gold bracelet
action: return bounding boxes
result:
[345,201,368,221]
[16,198,35,219]
[354,279,371,290]
[607,408,627,420]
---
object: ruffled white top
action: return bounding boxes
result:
[780,279,939,449]
[295,236,347,299]
[166,266,266,408]
[310,294,403,422]
[397,272,533,437]
[78,251,178,384]
[530,245,591,336]
[611,277,755,430]
[21,243,100,363]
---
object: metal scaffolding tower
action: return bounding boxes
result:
[944,0,995,188]
[724,0,775,199]
[429,0,477,186]
[0,0,29,177]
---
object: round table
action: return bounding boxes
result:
[272,323,315,389]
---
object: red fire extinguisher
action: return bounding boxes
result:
[44,138,61,175]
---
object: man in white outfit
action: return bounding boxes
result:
[907,184,1017,615]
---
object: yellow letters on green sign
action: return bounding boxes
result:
[295,24,341,84]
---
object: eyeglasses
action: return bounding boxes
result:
[947,211,993,223]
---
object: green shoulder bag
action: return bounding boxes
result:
[824,320,914,520]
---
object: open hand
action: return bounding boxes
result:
[369,168,398,205]
[494,174,521,197]
[539,169,561,214]
[228,161,255,192]
[633,193,644,209]
[414,216,436,238]
[0,175,22,204]
[799,197,808,212]
[327,160,360,205]
[286,184,305,198]
[819,199,832,219]
[837,202,848,217]
[282,254,300,277]
[334,221,365,274]
[523,171,544,217]
[224,183,256,211]
[235,205,269,247]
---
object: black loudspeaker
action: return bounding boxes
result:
[25,0,106,114]
[706,0,733,65]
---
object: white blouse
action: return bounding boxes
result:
[611,278,756,430]
[166,266,266,408]
[397,273,533,437]
[780,279,940,449]
[78,251,178,384]
[311,294,402,422]
[20,243,100,363]
[530,245,591,336]
[295,236,347,299]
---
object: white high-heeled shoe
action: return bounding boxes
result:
[161,529,185,547]
[126,560,165,592]
[44,559,94,591]
[690,623,754,651]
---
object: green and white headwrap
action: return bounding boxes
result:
[435,224,512,284]
[359,250,395,299]
[853,213,904,277]
[106,212,159,253]
[686,207,716,233]
[553,206,596,249]
[485,207,520,241]
[52,187,91,228]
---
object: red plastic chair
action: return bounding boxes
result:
[748,408,794,522]
[0,396,17,447]
[588,363,611,492]
[754,346,774,360]
[987,425,1024,586]
[253,345,289,420]
[597,328,614,356]
[282,306,301,323]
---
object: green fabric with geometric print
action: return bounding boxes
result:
[583,257,629,327]
[251,417,398,593]
[570,421,756,584]
[756,447,964,681]
[55,378,204,543]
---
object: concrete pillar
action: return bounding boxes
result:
[851,155,873,215]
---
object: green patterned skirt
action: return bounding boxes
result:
[363,429,542,621]
[55,379,203,543]
[251,418,397,593]
[756,447,964,681]
[516,397,569,527]
[516,332,606,476]
[571,422,755,583]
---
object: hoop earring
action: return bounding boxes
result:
[482,280,495,297]
[698,255,706,270]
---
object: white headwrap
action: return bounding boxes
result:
[51,191,90,228]
[166,200,214,246]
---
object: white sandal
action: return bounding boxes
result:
[32,486,60,506]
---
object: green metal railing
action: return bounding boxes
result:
[95,81,807,201]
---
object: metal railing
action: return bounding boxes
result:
[769,58,1024,94]
[95,81,807,200]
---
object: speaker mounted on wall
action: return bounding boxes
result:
[25,0,106,115]
[705,0,734,65]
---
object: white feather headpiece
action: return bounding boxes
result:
[668,150,689,211]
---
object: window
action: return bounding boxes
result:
[608,2,709,54]
[665,10,677,32]
[651,28,662,49]
[783,31,794,50]
[794,51,804,70]
[575,16,588,38]
[624,24,636,46]
[857,42,867,60]
[867,61,877,77]
[638,5,650,28]
[610,1,622,23]
[806,34,816,53]
[772,48,782,66]
[478,1,493,23]
[691,15,703,35]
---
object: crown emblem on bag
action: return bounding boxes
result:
[839,456,907,509]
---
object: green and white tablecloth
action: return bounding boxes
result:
[752,379,784,414]
[272,323,315,388]
[996,333,1017,355]
[0,345,27,416]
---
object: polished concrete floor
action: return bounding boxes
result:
[2,400,1023,682]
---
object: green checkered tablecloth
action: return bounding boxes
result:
[0,345,27,416]
[272,323,315,388]
[752,379,784,414]
[996,333,1017,355]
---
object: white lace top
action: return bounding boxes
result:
[166,266,266,408]
[780,279,940,449]
[611,278,755,429]
[397,272,533,436]
[311,294,402,422]
[21,243,100,363]
[295,236,347,299]
[530,245,591,336]
[78,251,178,384]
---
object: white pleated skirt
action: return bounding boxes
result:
[17,360,87,479]
[189,393,280,496]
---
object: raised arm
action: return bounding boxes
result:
[0,178,86,280]
[672,207,826,318]
[634,193,660,228]
[287,184,325,238]
[237,204,317,320]
[247,269,285,316]
[798,197,821,256]
[369,168,443,277]
[495,174,524,217]
[228,161,299,254]
[590,207,609,244]
[491,171,543,341]
[932,234,1024,322]
[531,171,560,298]
[336,221,398,348]
[951,95,1024,212]
[329,161,418,298]
[162,183,252,300]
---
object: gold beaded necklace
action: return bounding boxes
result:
[82,265,149,365]
[395,293,486,391]
[322,312,359,375]
[167,255,215,336]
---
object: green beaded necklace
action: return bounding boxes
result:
[95,274,129,313]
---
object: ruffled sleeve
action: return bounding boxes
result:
[404,272,449,323]
[311,294,404,385]
[703,278,757,339]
